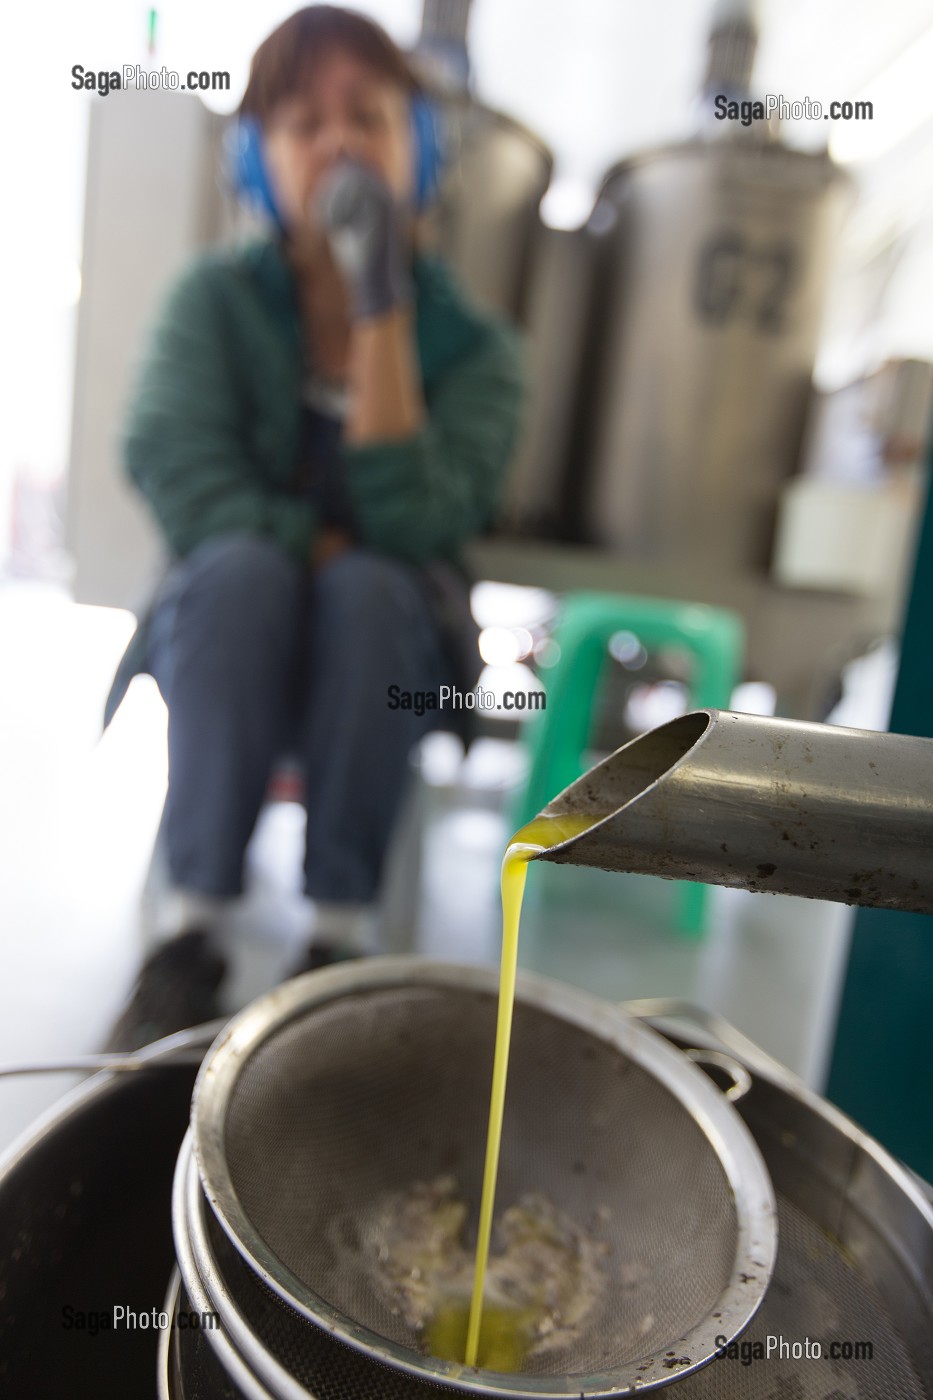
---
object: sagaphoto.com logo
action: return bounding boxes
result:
[714,93,873,127]
[62,1303,218,1335]
[71,63,230,97]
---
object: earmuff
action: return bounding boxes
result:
[410,92,443,210]
[226,94,444,226]
[225,116,284,226]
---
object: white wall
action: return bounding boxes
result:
[66,92,228,608]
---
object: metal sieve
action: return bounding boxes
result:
[189,958,777,1396]
[169,1133,933,1400]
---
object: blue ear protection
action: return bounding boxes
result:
[410,92,443,209]
[225,116,285,226]
[227,94,444,226]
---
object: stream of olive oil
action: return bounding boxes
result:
[461,811,601,1369]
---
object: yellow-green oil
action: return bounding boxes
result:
[456,812,600,1369]
[427,1300,537,1372]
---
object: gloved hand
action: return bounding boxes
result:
[315,158,412,321]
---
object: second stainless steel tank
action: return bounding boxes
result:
[581,140,851,570]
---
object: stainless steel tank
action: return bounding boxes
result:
[498,223,599,533]
[412,0,553,323]
[419,95,553,323]
[580,140,851,569]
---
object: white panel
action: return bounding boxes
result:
[66,90,225,609]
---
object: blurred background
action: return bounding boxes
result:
[1,0,932,1173]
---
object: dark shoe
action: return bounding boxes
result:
[103,930,226,1053]
[286,941,365,979]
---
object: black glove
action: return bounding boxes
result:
[315,158,413,321]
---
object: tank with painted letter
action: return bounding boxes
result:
[578,138,851,570]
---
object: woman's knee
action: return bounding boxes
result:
[180,533,303,613]
[311,548,425,634]
[160,533,303,667]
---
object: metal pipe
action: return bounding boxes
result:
[533,709,933,913]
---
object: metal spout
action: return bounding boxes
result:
[533,710,933,914]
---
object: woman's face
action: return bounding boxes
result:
[262,47,414,232]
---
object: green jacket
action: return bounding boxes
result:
[123,237,526,567]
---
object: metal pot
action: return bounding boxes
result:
[625,1001,933,1398]
[0,1027,211,1399]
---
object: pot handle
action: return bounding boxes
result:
[0,1019,226,1080]
[683,1047,753,1102]
[619,997,801,1085]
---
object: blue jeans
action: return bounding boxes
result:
[147,535,450,902]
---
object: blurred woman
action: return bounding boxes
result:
[105,5,525,1049]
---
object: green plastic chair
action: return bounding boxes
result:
[512,592,745,936]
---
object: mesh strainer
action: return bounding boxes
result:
[190,958,777,1396]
